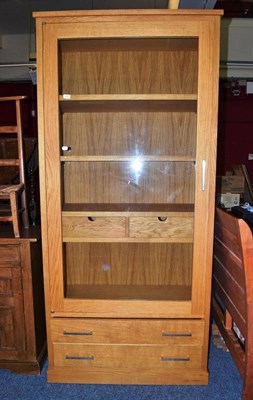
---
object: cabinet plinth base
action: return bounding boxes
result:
[47,367,209,385]
[0,357,46,375]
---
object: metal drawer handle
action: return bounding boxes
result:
[63,330,93,336]
[65,355,94,361]
[161,356,190,362]
[162,332,192,337]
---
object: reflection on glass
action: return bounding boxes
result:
[129,157,144,185]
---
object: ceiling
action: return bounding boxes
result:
[0,0,253,35]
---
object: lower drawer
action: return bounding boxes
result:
[53,343,202,369]
[51,318,205,345]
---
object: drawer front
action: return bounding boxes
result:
[62,216,126,238]
[53,343,202,369]
[0,245,20,267]
[129,217,193,239]
[51,318,204,345]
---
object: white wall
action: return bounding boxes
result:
[1,16,253,81]
[0,34,35,81]
[220,18,253,78]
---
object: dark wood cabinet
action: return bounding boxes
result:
[0,227,46,374]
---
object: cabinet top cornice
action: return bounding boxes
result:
[33,9,223,19]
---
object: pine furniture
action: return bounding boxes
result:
[34,9,222,384]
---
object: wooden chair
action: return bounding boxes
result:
[0,96,29,237]
[212,207,253,400]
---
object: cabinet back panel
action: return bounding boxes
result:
[64,242,192,286]
[63,161,195,204]
[62,112,196,157]
[60,39,198,95]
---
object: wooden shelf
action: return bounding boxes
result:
[60,37,198,53]
[62,203,195,216]
[61,156,196,162]
[59,95,197,113]
[66,284,192,301]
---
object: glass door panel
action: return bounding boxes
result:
[62,161,195,206]
[63,242,193,301]
[59,38,198,95]
[58,35,199,307]
[61,108,197,158]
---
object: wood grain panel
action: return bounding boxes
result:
[63,161,195,204]
[214,221,243,260]
[213,239,244,289]
[64,242,192,286]
[213,275,246,339]
[60,38,198,52]
[62,111,196,157]
[0,265,26,360]
[66,284,192,301]
[0,309,18,360]
[51,318,204,345]
[213,258,246,322]
[0,245,20,266]
[0,268,12,296]
[53,343,202,369]
[129,216,193,239]
[61,38,198,95]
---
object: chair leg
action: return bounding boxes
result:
[10,191,20,237]
[20,189,29,228]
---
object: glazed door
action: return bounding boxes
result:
[39,14,220,317]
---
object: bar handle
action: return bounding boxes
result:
[162,332,192,337]
[63,330,93,336]
[161,356,190,362]
[65,355,94,361]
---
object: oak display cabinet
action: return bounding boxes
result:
[34,9,222,384]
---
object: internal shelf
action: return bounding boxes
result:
[60,38,198,53]
[62,203,195,216]
[59,95,197,113]
[61,155,196,162]
[66,284,192,301]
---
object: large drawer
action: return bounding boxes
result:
[0,245,20,267]
[53,343,202,369]
[129,216,193,239]
[62,216,126,238]
[51,318,204,345]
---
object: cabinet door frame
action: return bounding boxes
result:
[37,14,220,318]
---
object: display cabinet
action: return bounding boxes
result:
[34,9,222,384]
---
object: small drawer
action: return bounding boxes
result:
[51,318,204,345]
[129,216,193,239]
[53,343,202,369]
[0,245,20,267]
[62,216,126,239]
